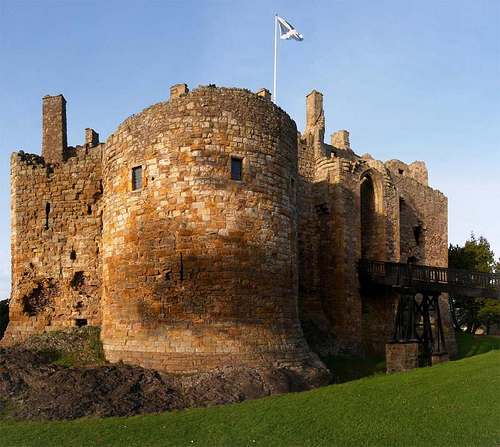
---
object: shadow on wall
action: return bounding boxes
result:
[298,173,398,357]
[399,196,426,265]
[0,299,9,339]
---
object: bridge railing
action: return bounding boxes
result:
[447,268,499,289]
[358,259,499,296]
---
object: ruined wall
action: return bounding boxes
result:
[385,160,447,267]
[3,146,103,344]
[296,94,454,356]
[296,99,326,333]
[42,95,67,164]
[101,86,316,372]
[3,85,456,363]
[385,160,456,353]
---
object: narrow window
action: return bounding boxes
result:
[132,166,143,191]
[231,158,242,181]
[399,197,405,211]
[290,177,296,202]
[413,224,422,245]
[45,203,51,230]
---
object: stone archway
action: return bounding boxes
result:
[360,173,384,261]
[359,171,393,354]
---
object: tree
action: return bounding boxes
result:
[448,233,499,334]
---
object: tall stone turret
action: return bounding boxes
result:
[42,94,68,164]
[305,90,327,161]
[101,86,324,374]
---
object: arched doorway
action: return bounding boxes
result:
[360,172,393,354]
[360,174,382,260]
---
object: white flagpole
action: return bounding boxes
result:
[273,13,278,104]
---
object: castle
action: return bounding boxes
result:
[2,84,456,375]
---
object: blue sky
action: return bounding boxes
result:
[0,0,499,300]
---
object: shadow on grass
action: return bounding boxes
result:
[321,355,386,383]
[452,332,500,360]
[322,332,500,383]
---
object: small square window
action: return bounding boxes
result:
[398,169,404,175]
[132,166,142,191]
[231,158,242,181]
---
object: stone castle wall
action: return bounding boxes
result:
[296,92,456,355]
[3,147,103,344]
[2,84,457,368]
[101,86,315,372]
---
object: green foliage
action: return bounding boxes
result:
[23,327,106,367]
[449,233,496,273]
[476,298,500,328]
[448,233,499,333]
[87,326,106,362]
[1,352,499,446]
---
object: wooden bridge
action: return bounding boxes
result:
[358,259,499,361]
[358,259,500,300]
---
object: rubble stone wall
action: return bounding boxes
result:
[3,147,103,344]
[3,85,457,367]
[101,87,315,372]
[296,101,455,356]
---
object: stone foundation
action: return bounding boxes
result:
[385,341,419,374]
[431,352,450,365]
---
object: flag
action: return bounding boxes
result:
[277,15,304,41]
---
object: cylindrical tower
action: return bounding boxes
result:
[101,86,316,372]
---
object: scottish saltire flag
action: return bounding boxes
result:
[277,15,304,41]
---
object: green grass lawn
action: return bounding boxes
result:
[452,331,500,360]
[1,348,499,447]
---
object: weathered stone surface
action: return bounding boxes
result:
[297,94,456,357]
[3,84,457,379]
[385,342,419,374]
[42,94,67,164]
[3,145,103,344]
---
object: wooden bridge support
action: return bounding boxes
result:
[386,289,448,373]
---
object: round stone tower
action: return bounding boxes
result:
[101,86,317,372]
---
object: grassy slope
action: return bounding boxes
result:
[452,331,500,360]
[322,332,500,383]
[1,350,499,447]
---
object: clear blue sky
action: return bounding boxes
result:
[0,0,499,299]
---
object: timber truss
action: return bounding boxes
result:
[358,259,500,362]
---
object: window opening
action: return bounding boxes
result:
[398,169,404,175]
[399,197,405,211]
[45,203,51,230]
[132,166,143,191]
[231,158,242,181]
[413,224,423,246]
[75,318,88,327]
